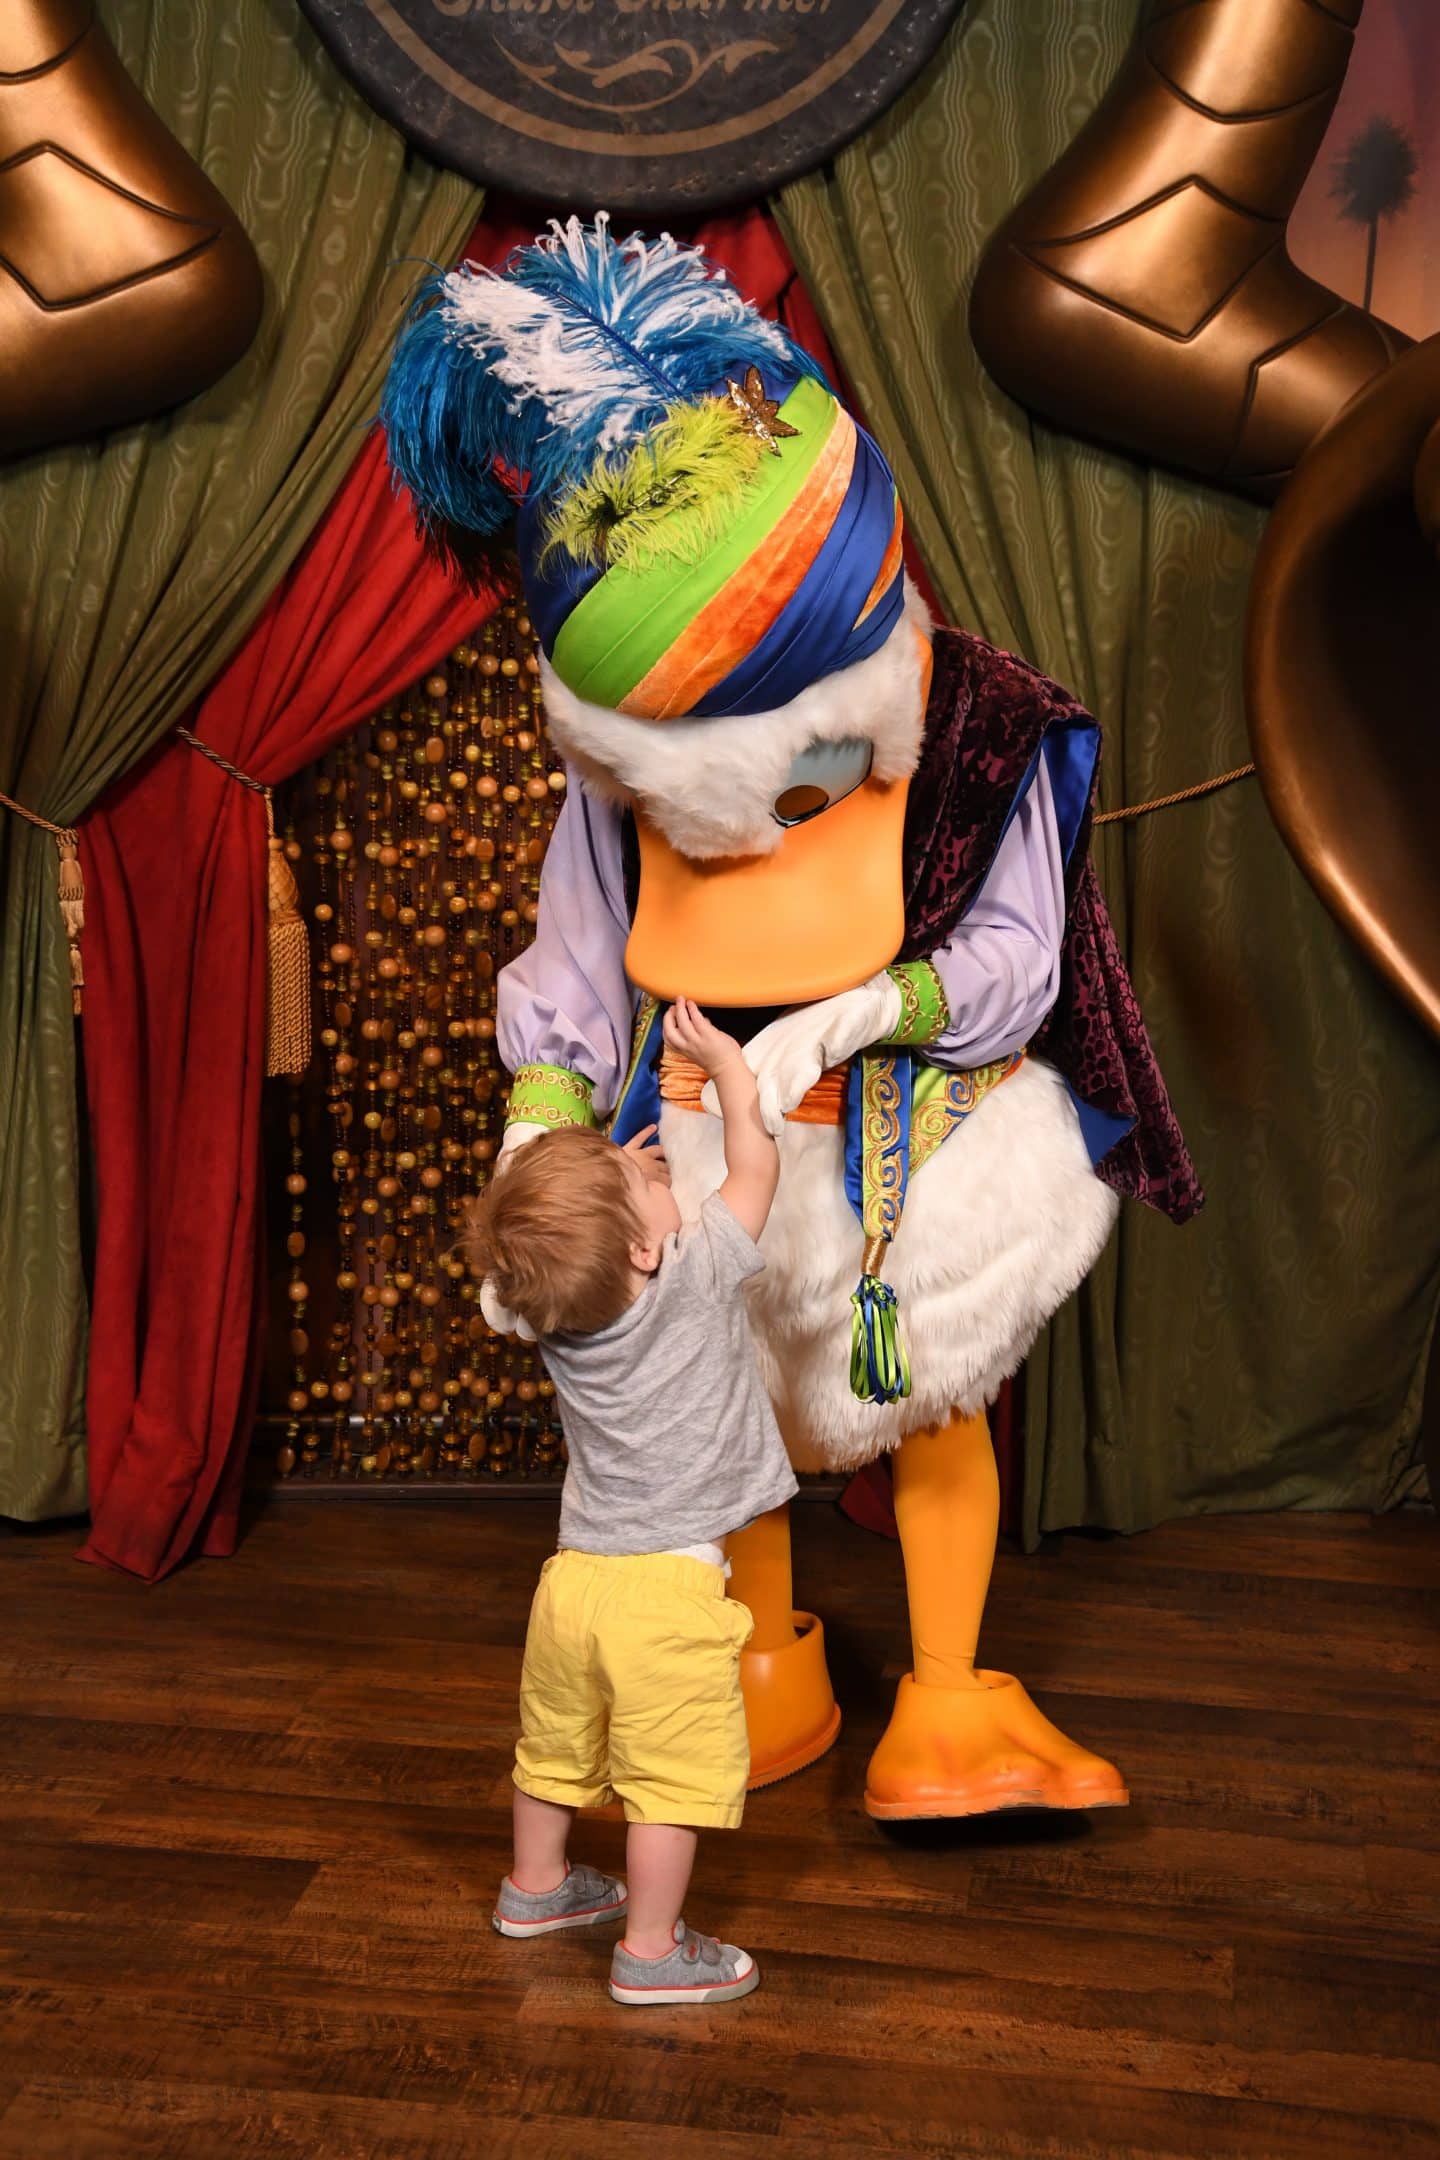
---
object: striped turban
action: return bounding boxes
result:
[381,216,906,723]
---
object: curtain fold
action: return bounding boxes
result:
[776,0,1440,1539]
[0,0,482,1521]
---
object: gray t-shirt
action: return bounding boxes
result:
[540,1192,799,1555]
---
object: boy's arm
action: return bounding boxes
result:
[708,1050,780,1245]
[662,996,780,1244]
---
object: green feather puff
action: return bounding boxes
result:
[541,397,766,572]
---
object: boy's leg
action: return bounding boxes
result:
[511,1788,574,1894]
[493,1557,628,1937]
[603,1561,760,2002]
[610,1818,756,2004]
[622,1823,698,1959]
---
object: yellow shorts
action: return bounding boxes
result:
[514,1549,754,1829]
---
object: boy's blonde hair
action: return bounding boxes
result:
[464,1126,645,1337]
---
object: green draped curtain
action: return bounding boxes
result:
[777,0,1440,1540]
[0,0,481,1520]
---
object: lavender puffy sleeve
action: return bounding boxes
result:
[495,778,636,1116]
[921,755,1065,1070]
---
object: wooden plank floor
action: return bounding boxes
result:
[1,1498,1437,2160]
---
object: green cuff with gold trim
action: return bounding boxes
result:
[884,961,951,1047]
[506,1063,598,1132]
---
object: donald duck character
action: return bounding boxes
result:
[383,216,1202,1819]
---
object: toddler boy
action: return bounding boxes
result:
[466,996,796,2005]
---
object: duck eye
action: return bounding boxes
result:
[770,737,874,828]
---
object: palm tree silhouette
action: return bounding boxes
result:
[1330,116,1419,312]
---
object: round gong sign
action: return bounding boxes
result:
[298,0,964,216]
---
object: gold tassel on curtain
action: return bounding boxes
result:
[55,832,85,1014]
[0,788,85,1014]
[175,727,310,1078]
[264,791,310,1078]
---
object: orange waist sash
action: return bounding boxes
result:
[659,1048,848,1126]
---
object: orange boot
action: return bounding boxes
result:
[864,1411,1128,1820]
[727,1503,841,1789]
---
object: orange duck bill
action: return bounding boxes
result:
[625,772,911,1010]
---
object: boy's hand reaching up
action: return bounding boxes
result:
[662,996,744,1080]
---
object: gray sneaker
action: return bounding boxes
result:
[610,1921,759,2006]
[492,1862,627,1938]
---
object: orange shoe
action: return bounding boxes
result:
[864,1672,1128,1820]
[741,1611,842,1790]
[996,1677,1129,1812]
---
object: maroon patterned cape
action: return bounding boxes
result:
[900,627,1203,1224]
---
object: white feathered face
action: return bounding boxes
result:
[539,580,932,861]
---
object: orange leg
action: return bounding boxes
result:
[865,1410,1129,1821]
[726,1504,798,1653]
[727,1502,841,1789]
[892,1408,998,1690]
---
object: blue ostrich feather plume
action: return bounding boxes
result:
[380,278,518,545]
[380,213,830,554]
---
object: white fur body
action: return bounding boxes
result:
[660,1056,1118,1471]
[540,584,931,860]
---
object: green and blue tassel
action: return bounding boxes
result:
[849,1243,912,1406]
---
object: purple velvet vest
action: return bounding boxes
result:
[900,628,1203,1225]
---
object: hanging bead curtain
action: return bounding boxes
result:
[266,601,567,1485]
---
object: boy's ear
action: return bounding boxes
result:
[628,1238,661,1275]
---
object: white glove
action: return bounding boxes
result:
[478,1121,546,1341]
[701,972,903,1137]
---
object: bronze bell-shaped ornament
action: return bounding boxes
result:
[0,0,262,458]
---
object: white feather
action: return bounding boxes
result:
[439,213,798,454]
[442,278,639,438]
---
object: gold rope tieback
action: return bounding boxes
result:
[175,729,311,1078]
[0,785,85,1013]
[1094,761,1257,825]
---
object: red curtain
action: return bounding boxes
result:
[77,203,882,1580]
[79,421,501,1577]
